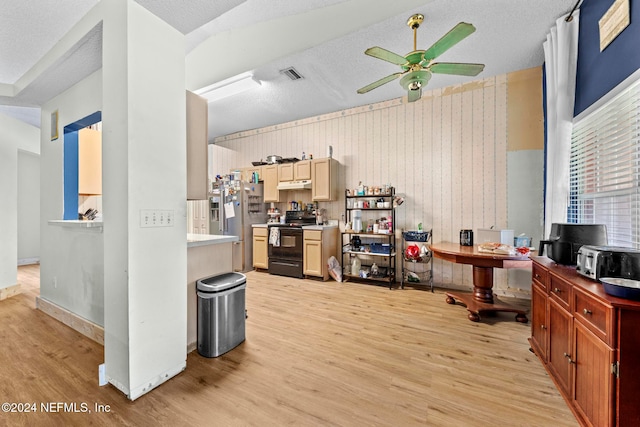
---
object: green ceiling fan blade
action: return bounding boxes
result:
[423,22,476,61]
[407,88,422,103]
[430,62,485,76]
[357,72,403,94]
[364,47,408,66]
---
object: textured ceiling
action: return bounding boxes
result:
[0,0,577,138]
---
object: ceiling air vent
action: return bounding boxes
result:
[281,67,303,81]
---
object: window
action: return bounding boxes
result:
[568,75,640,248]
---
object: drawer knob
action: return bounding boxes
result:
[554,287,562,293]
[541,324,546,330]
[564,352,576,364]
[583,308,592,315]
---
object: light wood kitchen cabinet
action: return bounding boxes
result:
[78,128,102,195]
[303,227,338,280]
[186,90,208,200]
[311,158,338,201]
[278,160,310,183]
[530,257,640,427]
[253,227,268,269]
[262,164,280,202]
[278,163,294,182]
[243,166,262,182]
[294,160,311,180]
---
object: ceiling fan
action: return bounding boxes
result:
[357,14,485,102]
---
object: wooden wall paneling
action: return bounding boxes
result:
[450,88,464,287]
[412,99,424,231]
[441,91,454,285]
[482,78,497,231]
[388,106,398,196]
[379,108,390,185]
[472,87,485,229]
[395,105,407,230]
[422,93,433,233]
[371,109,381,185]
[494,75,510,289]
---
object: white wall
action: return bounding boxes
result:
[0,114,39,290]
[210,69,545,296]
[18,150,41,263]
[40,70,104,324]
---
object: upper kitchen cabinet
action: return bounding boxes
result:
[294,160,311,180]
[186,90,208,200]
[78,128,102,195]
[279,160,311,182]
[311,158,338,201]
[263,164,280,202]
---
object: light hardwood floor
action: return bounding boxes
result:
[1,265,578,426]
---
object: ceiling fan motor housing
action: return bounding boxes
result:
[400,70,431,91]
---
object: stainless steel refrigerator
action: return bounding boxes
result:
[211,180,267,272]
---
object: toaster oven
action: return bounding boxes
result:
[576,245,640,281]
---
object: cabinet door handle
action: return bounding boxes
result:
[583,308,592,315]
[563,352,576,364]
[554,287,562,293]
[540,324,546,330]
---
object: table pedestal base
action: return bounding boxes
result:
[445,292,528,323]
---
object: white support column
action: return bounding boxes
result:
[102,0,187,400]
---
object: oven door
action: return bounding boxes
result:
[268,226,302,259]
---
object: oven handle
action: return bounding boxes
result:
[270,260,300,267]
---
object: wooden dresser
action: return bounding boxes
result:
[530,256,640,427]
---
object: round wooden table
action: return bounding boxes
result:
[429,242,531,323]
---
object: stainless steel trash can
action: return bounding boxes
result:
[196,272,247,358]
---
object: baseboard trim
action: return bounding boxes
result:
[36,297,104,345]
[0,283,21,301]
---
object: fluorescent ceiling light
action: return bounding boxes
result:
[195,72,261,102]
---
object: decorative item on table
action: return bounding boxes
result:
[460,229,473,246]
[514,234,532,248]
[477,242,527,256]
[477,227,514,245]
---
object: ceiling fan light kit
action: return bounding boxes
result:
[357,13,485,103]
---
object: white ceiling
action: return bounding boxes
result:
[0,0,576,140]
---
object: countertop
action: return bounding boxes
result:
[187,233,239,248]
[48,220,103,229]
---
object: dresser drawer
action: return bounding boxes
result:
[549,273,572,310]
[573,286,614,346]
[532,263,548,291]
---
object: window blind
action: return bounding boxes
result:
[569,76,640,248]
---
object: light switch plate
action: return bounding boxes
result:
[140,209,174,227]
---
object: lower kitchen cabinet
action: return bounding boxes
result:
[303,228,338,280]
[530,257,640,427]
[530,282,548,361]
[252,227,268,269]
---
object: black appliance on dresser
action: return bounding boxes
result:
[539,223,608,265]
[268,211,316,278]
